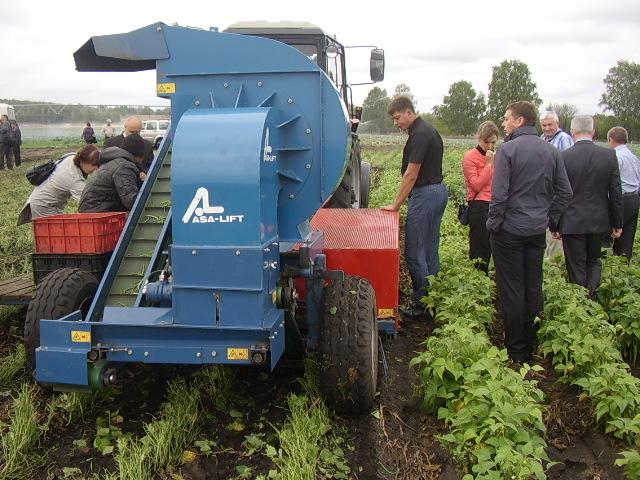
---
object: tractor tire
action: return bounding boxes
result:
[319,275,378,414]
[360,161,371,208]
[24,268,98,370]
[325,136,362,208]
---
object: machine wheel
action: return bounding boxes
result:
[359,161,371,208]
[24,268,98,370]
[319,275,378,414]
[325,136,362,208]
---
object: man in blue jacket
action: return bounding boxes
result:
[487,101,572,363]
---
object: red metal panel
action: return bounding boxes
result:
[311,209,399,319]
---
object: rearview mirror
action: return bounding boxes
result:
[370,48,385,82]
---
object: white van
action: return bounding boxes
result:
[0,103,16,120]
[141,119,169,149]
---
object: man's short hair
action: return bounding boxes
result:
[506,101,538,127]
[607,126,628,145]
[570,115,594,134]
[122,133,146,158]
[387,96,415,116]
[540,111,559,123]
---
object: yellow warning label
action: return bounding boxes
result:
[71,330,91,343]
[227,348,249,360]
[378,309,395,318]
[157,82,176,94]
[272,290,277,304]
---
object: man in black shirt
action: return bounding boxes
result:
[383,96,448,319]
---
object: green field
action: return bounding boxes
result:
[1,135,640,479]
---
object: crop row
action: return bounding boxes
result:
[411,211,550,479]
[540,260,640,478]
[597,255,640,362]
[370,145,551,477]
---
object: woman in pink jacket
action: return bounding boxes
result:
[462,121,500,273]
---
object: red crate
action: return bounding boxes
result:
[33,212,127,254]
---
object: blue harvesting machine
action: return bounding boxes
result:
[27,22,392,413]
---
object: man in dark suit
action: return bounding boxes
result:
[553,115,623,298]
[105,116,154,174]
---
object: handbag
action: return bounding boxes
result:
[25,158,62,186]
[457,191,479,226]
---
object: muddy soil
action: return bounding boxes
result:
[22,147,75,164]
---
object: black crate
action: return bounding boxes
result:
[32,252,113,285]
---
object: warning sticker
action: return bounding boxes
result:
[377,309,395,318]
[227,348,249,360]
[71,331,91,343]
[157,82,176,94]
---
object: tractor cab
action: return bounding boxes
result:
[224,21,385,129]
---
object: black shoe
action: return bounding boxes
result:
[399,304,428,320]
[509,353,533,364]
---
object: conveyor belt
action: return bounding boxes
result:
[104,154,171,307]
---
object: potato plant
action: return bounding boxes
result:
[598,254,640,362]
[411,209,550,479]
[540,262,640,478]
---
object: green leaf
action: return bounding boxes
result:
[72,438,87,448]
[235,465,252,478]
[227,419,246,431]
[101,445,114,455]
[329,306,338,315]
[265,445,278,458]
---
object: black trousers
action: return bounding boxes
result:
[490,230,546,362]
[613,193,640,259]
[0,142,13,169]
[562,233,605,298]
[11,143,21,166]
[468,200,491,273]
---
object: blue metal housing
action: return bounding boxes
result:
[36,23,351,388]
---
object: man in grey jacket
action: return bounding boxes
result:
[79,134,144,213]
[0,114,14,170]
[487,101,572,363]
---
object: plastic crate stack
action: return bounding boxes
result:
[31,212,126,284]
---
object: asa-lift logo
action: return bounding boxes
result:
[182,187,245,224]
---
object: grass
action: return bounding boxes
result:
[21,138,83,149]
[111,368,234,480]
[0,344,26,386]
[272,394,332,480]
[0,383,46,480]
[0,168,36,280]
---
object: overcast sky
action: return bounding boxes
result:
[2,0,639,117]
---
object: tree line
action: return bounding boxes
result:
[0,98,170,124]
[360,59,640,141]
